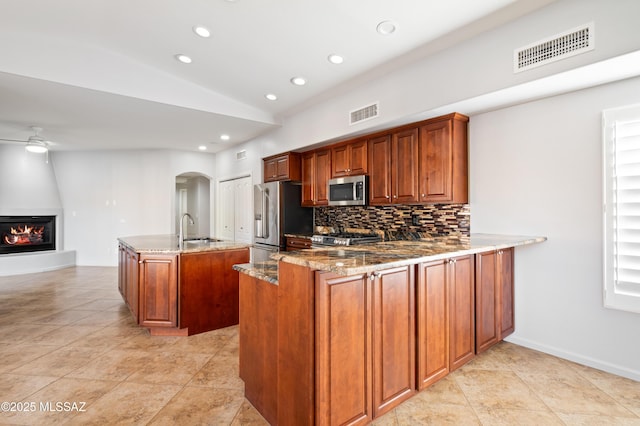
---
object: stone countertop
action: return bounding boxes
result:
[271,233,546,276]
[233,261,279,285]
[118,234,251,254]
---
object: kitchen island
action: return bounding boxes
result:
[234,233,546,425]
[118,235,250,336]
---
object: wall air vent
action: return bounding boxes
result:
[236,150,247,160]
[350,102,379,125]
[514,23,594,73]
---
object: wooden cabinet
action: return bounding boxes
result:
[368,129,419,205]
[449,255,475,371]
[331,139,368,177]
[286,236,312,251]
[418,114,468,203]
[475,248,514,354]
[264,152,302,182]
[315,266,415,423]
[138,253,178,329]
[124,246,139,321]
[416,255,474,383]
[302,149,331,206]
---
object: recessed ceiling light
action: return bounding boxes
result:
[220,134,230,141]
[290,77,306,86]
[265,93,278,101]
[175,54,192,64]
[193,26,211,38]
[198,145,207,151]
[376,20,397,35]
[328,54,344,64]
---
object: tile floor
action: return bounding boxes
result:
[0,266,638,425]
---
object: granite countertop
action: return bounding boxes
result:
[233,233,546,283]
[118,234,251,254]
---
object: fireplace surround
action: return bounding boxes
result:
[0,215,56,255]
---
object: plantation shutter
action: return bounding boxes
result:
[604,104,640,313]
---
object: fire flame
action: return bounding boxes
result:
[2,224,45,245]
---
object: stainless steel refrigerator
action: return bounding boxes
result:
[252,181,313,262]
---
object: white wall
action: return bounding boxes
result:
[470,76,640,380]
[52,149,216,266]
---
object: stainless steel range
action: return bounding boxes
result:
[310,233,382,247]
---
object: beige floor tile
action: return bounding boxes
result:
[66,349,158,382]
[0,342,60,374]
[1,377,119,425]
[454,369,549,411]
[517,369,637,418]
[147,386,245,425]
[114,333,182,352]
[62,381,182,425]
[474,407,564,425]
[412,375,469,406]
[29,325,105,346]
[66,324,148,352]
[0,373,58,401]
[11,346,105,377]
[372,410,399,425]
[26,309,96,326]
[167,329,234,355]
[572,364,640,417]
[230,400,270,425]
[395,400,482,425]
[124,351,212,386]
[189,355,244,390]
[556,412,640,425]
[67,308,131,327]
[0,324,62,344]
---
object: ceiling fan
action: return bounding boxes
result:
[0,126,51,153]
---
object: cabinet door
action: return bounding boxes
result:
[316,272,373,426]
[419,120,453,202]
[475,251,500,354]
[449,255,475,372]
[264,158,278,182]
[138,254,178,328]
[499,248,515,338]
[315,149,331,205]
[331,144,350,178]
[391,128,419,203]
[349,140,368,176]
[275,156,289,180]
[301,152,315,206]
[416,260,449,390]
[126,248,139,321]
[368,135,392,205]
[371,267,415,418]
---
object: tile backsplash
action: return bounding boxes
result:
[314,204,470,239]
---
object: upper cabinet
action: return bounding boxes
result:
[368,128,420,205]
[331,139,368,178]
[419,113,468,203]
[301,148,331,207]
[263,152,302,182]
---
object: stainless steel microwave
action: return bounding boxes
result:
[328,175,367,206]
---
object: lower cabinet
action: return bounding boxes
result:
[416,254,475,388]
[475,248,514,354]
[315,266,415,424]
[138,253,179,328]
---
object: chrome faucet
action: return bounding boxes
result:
[179,213,194,248]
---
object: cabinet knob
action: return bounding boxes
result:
[421,194,426,197]
[385,195,390,199]
[393,195,397,199]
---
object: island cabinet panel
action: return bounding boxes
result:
[138,253,178,328]
[239,273,278,425]
[302,149,331,207]
[277,262,316,426]
[331,139,368,178]
[448,255,475,372]
[475,248,515,354]
[371,266,416,418]
[418,114,468,203]
[416,260,449,390]
[125,247,139,321]
[316,272,373,426]
[179,248,249,335]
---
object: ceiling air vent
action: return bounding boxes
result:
[350,102,379,125]
[236,150,247,160]
[514,23,594,73]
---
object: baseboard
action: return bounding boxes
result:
[506,335,640,382]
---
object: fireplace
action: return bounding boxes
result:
[0,216,56,255]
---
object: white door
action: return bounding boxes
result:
[217,176,253,242]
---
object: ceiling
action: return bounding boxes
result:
[0,0,557,153]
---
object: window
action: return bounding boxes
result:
[603,104,640,314]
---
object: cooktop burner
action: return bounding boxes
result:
[310,233,382,247]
